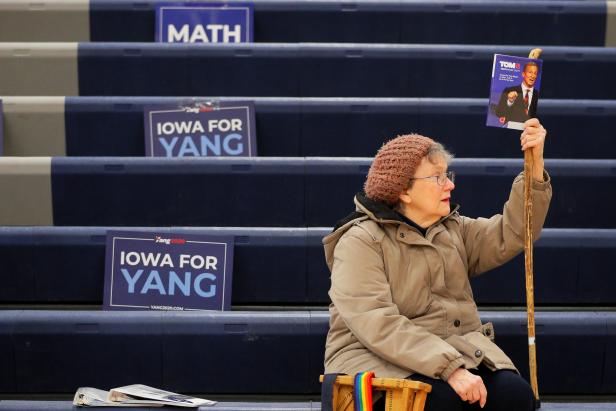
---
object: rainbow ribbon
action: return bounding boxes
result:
[354,371,375,411]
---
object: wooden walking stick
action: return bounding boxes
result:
[525,47,542,408]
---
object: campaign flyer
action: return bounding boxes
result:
[487,54,543,131]
[103,231,234,311]
[0,99,3,156]
[144,100,257,157]
[156,2,253,43]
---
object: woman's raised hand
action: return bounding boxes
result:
[521,118,547,181]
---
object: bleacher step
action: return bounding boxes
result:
[1,400,616,410]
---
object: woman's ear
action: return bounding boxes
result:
[398,190,412,205]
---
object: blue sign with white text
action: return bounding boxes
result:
[156,2,253,43]
[144,101,257,157]
[103,231,234,311]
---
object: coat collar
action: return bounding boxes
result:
[352,192,460,244]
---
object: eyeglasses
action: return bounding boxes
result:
[408,171,455,186]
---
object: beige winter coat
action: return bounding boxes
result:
[323,172,552,381]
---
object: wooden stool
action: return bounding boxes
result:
[320,375,432,411]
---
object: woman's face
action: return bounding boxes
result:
[398,155,455,228]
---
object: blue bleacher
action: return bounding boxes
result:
[472,229,616,305]
[0,402,316,410]
[46,158,616,228]
[4,44,616,98]
[58,97,616,158]
[0,227,319,305]
[302,158,614,229]
[87,0,608,46]
[0,310,614,395]
[0,227,615,306]
[74,44,616,98]
[1,401,614,411]
[0,1,609,46]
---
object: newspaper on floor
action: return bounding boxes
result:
[73,385,216,407]
[73,387,163,407]
[109,384,216,407]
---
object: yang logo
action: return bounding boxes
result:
[155,236,186,245]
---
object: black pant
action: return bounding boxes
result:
[373,365,535,411]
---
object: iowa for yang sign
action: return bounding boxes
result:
[103,231,234,311]
[144,101,257,157]
[156,2,253,43]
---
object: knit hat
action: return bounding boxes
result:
[364,134,435,205]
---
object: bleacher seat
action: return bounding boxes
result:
[0,1,611,46]
[1,400,615,410]
[0,400,614,411]
[472,229,616,306]
[0,157,612,227]
[0,401,317,410]
[2,97,616,158]
[0,157,609,227]
[0,227,323,305]
[0,227,615,306]
[2,44,616,98]
[0,310,614,395]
